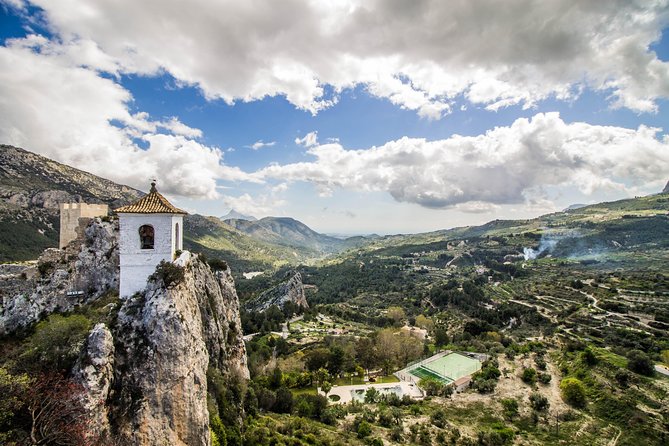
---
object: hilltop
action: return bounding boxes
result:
[225,216,368,255]
[0,145,142,260]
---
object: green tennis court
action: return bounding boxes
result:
[408,365,454,385]
[408,352,481,384]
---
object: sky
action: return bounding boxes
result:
[1,0,668,235]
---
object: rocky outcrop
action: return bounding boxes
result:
[245,272,308,313]
[104,253,248,446]
[663,180,669,194]
[74,323,115,441]
[0,217,119,334]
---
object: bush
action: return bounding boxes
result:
[356,420,372,438]
[626,349,654,376]
[150,260,185,288]
[560,378,587,408]
[500,399,518,420]
[521,368,537,384]
[538,372,552,384]
[20,314,91,371]
[208,258,228,272]
[529,392,549,412]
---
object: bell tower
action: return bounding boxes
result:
[115,182,187,297]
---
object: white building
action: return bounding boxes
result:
[115,182,187,297]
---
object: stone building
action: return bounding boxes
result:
[59,203,109,248]
[115,182,186,297]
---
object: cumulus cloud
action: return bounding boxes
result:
[0,35,247,198]
[248,140,276,150]
[256,113,669,209]
[295,131,319,147]
[222,192,286,217]
[9,0,669,116]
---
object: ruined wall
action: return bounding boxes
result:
[59,203,109,248]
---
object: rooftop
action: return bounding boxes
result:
[114,182,187,215]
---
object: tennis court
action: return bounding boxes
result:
[407,352,481,384]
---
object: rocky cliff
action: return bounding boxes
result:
[245,272,308,313]
[0,217,119,334]
[663,180,669,194]
[1,217,249,445]
[97,252,248,445]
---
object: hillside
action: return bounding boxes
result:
[0,145,142,260]
[0,145,333,269]
[184,214,319,271]
[224,216,368,255]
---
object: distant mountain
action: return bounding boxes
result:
[0,145,142,260]
[0,145,311,268]
[353,193,669,259]
[663,180,669,194]
[224,216,369,255]
[221,209,256,221]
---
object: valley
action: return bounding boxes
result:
[0,146,668,445]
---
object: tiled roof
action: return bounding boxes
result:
[114,182,187,215]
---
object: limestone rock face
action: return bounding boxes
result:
[245,271,308,313]
[73,323,115,441]
[108,254,248,446]
[0,217,119,334]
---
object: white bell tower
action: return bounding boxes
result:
[115,182,187,297]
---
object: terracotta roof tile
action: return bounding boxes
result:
[114,183,187,215]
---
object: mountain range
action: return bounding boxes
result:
[0,145,365,266]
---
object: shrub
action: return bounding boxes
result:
[150,260,185,288]
[529,392,549,412]
[521,367,537,384]
[538,372,552,384]
[20,314,91,371]
[581,347,598,366]
[626,349,654,376]
[560,378,587,408]
[208,258,228,271]
[500,398,518,420]
[356,420,372,438]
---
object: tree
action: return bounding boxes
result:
[560,378,587,408]
[415,315,434,332]
[0,368,31,443]
[321,381,332,398]
[434,327,449,347]
[661,350,669,366]
[364,387,380,404]
[387,306,406,327]
[25,373,90,446]
[627,349,655,376]
[357,420,372,438]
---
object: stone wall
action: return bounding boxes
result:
[59,203,109,248]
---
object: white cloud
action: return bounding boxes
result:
[221,192,285,217]
[158,117,203,139]
[257,113,669,209]
[295,131,319,147]
[248,140,276,150]
[0,35,249,198]
[10,0,669,116]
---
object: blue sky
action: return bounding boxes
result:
[1,1,668,234]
